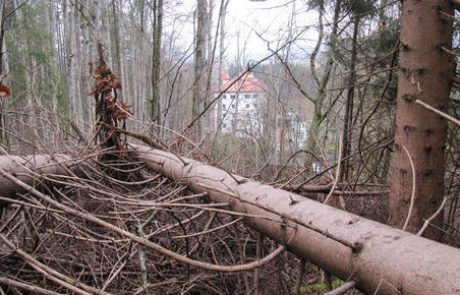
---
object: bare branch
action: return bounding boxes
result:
[402,145,416,231]
[323,281,356,295]
[415,99,460,127]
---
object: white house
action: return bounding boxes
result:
[215,71,265,137]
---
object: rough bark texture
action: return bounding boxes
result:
[0,154,71,198]
[389,0,454,239]
[133,145,460,295]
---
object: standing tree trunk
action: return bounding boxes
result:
[111,0,121,77]
[303,0,340,169]
[151,0,163,133]
[67,2,83,120]
[0,0,5,76]
[204,0,214,134]
[216,0,229,133]
[0,1,7,144]
[192,0,207,139]
[340,15,359,182]
[388,0,454,239]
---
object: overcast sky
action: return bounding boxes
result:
[171,0,318,63]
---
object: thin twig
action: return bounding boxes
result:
[323,281,356,295]
[0,277,61,295]
[402,145,416,231]
[0,167,285,273]
[324,135,343,205]
[0,234,101,295]
[253,233,263,295]
[415,99,460,126]
[172,217,243,239]
[417,197,448,236]
[294,259,306,295]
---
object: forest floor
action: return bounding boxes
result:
[2,125,459,294]
[0,150,362,294]
[3,108,457,294]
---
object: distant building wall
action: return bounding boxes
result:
[215,72,264,137]
[219,92,263,136]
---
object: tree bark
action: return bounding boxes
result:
[0,1,7,144]
[192,0,207,139]
[132,145,460,295]
[0,154,71,198]
[340,15,359,182]
[151,0,163,130]
[217,0,229,133]
[0,0,5,75]
[388,0,454,239]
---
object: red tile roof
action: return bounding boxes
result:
[217,72,264,93]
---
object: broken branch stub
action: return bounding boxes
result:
[132,145,460,295]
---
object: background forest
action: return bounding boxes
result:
[1,0,460,294]
[0,0,400,169]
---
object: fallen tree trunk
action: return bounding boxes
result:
[132,145,460,295]
[0,154,72,198]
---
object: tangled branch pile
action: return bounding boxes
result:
[0,148,309,294]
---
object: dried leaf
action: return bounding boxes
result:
[116,101,133,120]
[121,101,133,113]
[105,95,115,110]
[0,84,11,97]
[97,64,111,76]
[108,73,118,81]
[107,73,122,89]
[110,81,122,89]
[96,77,111,93]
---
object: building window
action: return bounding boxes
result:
[222,104,226,109]
[244,94,250,99]
[223,123,226,128]
[232,104,235,109]
[253,94,259,98]
[246,104,250,108]
[230,95,236,100]
[222,94,226,99]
